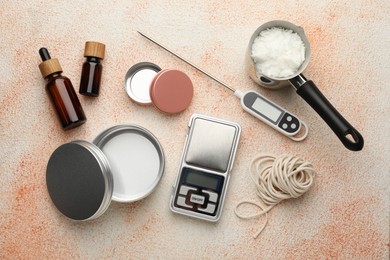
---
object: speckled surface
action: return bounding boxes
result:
[0,1,389,259]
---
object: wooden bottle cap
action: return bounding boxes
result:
[39,58,63,78]
[84,41,105,59]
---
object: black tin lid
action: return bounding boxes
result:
[46,141,113,221]
[46,125,165,220]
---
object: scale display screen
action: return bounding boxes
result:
[185,170,219,190]
[251,97,283,123]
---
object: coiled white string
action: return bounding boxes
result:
[235,154,316,238]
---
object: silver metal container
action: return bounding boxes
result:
[46,125,165,220]
[93,125,165,203]
[245,20,311,89]
[245,20,364,151]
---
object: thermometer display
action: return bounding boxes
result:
[252,97,283,124]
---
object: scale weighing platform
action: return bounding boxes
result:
[170,114,241,221]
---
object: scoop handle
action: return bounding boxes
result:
[294,79,364,151]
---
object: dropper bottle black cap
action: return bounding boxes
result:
[39,47,51,61]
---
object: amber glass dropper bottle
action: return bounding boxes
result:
[39,48,87,130]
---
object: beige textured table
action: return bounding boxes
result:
[1,1,389,259]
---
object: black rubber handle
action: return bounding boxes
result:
[296,80,364,151]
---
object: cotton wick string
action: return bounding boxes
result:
[235,154,316,238]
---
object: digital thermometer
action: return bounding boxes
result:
[138,31,308,141]
[235,90,307,141]
[170,114,241,221]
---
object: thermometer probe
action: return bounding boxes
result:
[138,31,308,141]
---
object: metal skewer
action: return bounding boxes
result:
[137,31,236,93]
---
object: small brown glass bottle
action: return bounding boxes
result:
[79,41,105,97]
[39,48,87,130]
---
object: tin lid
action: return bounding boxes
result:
[93,125,165,202]
[84,41,105,59]
[125,62,161,105]
[46,141,113,221]
[150,69,193,114]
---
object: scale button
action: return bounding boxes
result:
[198,203,216,214]
[282,123,288,129]
[291,123,297,129]
[176,196,192,208]
[202,190,218,203]
[287,116,292,122]
[179,185,197,196]
[190,194,205,205]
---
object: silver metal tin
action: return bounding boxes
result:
[93,125,165,202]
[170,114,241,222]
[46,125,164,220]
[125,62,161,104]
[245,20,311,89]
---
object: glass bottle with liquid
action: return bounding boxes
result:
[79,41,105,97]
[39,48,87,130]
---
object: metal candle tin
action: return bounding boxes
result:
[125,62,162,104]
[125,62,193,114]
[46,125,165,221]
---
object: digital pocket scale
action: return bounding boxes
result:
[170,114,241,221]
